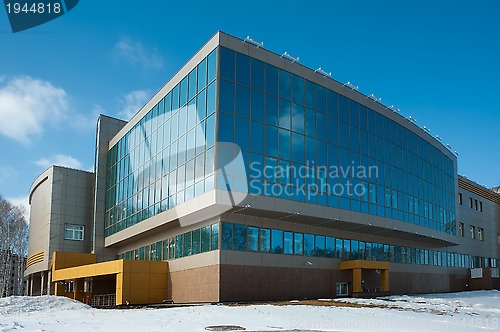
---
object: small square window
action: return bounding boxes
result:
[64,224,84,241]
[336,282,349,296]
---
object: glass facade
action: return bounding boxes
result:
[105,49,217,236]
[105,44,457,239]
[221,222,498,269]
[217,47,456,235]
[118,223,219,261]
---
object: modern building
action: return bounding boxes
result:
[25,31,500,305]
[0,252,25,297]
[24,165,95,296]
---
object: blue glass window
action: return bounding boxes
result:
[251,90,264,122]
[207,49,217,83]
[247,226,259,251]
[284,231,293,254]
[175,235,183,258]
[251,59,265,91]
[206,114,216,148]
[291,104,304,134]
[315,235,325,257]
[197,59,207,92]
[233,224,247,251]
[219,80,234,114]
[279,69,291,101]
[250,121,264,154]
[339,95,348,123]
[219,112,234,143]
[350,240,359,259]
[349,101,359,127]
[339,122,349,148]
[235,85,250,118]
[327,90,338,119]
[359,105,367,131]
[271,229,283,254]
[304,233,314,256]
[292,74,304,105]
[196,89,206,122]
[235,117,250,151]
[180,77,188,107]
[220,47,235,81]
[201,226,210,252]
[279,99,291,130]
[211,223,219,250]
[265,125,278,156]
[187,99,196,130]
[327,117,338,145]
[291,133,304,164]
[172,85,179,111]
[305,80,315,109]
[265,64,279,96]
[343,239,351,259]
[235,53,250,86]
[305,137,316,163]
[260,228,271,252]
[317,113,327,142]
[188,68,197,101]
[207,82,216,115]
[294,233,303,255]
[221,222,233,250]
[265,95,279,126]
[279,129,290,160]
[317,86,326,113]
[305,108,316,137]
[183,232,192,256]
[326,236,334,257]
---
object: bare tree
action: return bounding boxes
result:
[0,195,29,297]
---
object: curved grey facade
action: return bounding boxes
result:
[25,166,94,295]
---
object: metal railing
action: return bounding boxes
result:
[92,294,116,307]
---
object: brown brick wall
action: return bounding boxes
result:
[169,265,220,303]
[469,268,500,291]
[219,265,351,302]
[219,265,473,301]
[168,264,496,303]
[389,271,468,294]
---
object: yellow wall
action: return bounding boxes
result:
[52,252,96,270]
[340,260,390,293]
[51,251,168,305]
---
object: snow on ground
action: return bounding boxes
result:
[0,291,499,331]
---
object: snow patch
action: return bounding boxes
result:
[0,295,91,315]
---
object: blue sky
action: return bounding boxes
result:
[1,0,499,215]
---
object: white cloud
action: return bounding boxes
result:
[113,39,164,69]
[35,154,82,170]
[0,76,68,144]
[7,195,30,220]
[118,90,150,120]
